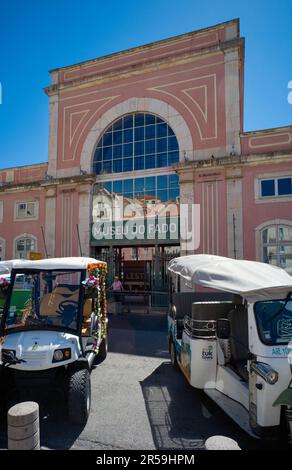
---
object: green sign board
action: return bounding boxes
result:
[91,216,180,246]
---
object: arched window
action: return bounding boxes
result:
[15,236,36,259]
[261,224,292,271]
[93,113,179,174]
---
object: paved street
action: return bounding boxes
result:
[0,313,286,450]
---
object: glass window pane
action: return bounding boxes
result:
[157,153,167,167]
[145,139,155,155]
[113,130,123,145]
[94,161,102,174]
[123,143,133,158]
[123,129,133,143]
[158,175,168,189]
[123,158,133,172]
[168,151,179,164]
[169,174,179,187]
[103,146,112,160]
[278,178,292,195]
[123,115,133,129]
[135,126,144,141]
[279,226,292,242]
[124,179,133,193]
[157,123,167,138]
[156,116,164,124]
[102,132,112,147]
[103,161,112,173]
[94,148,102,162]
[113,118,123,131]
[157,189,168,202]
[134,157,144,170]
[113,145,122,159]
[169,188,179,201]
[135,178,144,191]
[168,135,179,151]
[123,193,133,200]
[113,159,122,172]
[145,154,155,169]
[104,181,112,192]
[157,138,167,153]
[145,125,156,140]
[134,141,144,156]
[145,176,155,190]
[261,179,275,197]
[113,181,122,194]
[135,113,145,127]
[145,114,155,125]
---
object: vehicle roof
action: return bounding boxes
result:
[168,255,292,301]
[10,257,106,271]
[0,259,31,275]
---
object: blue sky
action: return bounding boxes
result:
[0,0,291,169]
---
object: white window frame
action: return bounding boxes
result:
[14,235,37,259]
[14,200,39,221]
[255,220,292,270]
[255,172,292,203]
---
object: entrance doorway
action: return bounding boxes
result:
[92,245,179,308]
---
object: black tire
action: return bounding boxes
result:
[170,340,179,370]
[96,337,108,363]
[68,368,91,425]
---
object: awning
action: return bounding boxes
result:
[168,255,292,301]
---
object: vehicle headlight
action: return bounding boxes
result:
[52,348,71,363]
[251,361,279,385]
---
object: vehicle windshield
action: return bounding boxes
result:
[3,270,82,333]
[254,299,292,345]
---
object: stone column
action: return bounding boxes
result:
[226,167,243,259]
[44,184,57,258]
[78,181,93,257]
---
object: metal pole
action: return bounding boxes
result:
[233,214,237,259]
[76,224,83,256]
[41,226,49,258]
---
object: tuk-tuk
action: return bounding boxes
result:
[167,254,292,443]
[0,257,108,424]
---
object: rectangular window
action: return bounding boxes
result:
[261,179,275,197]
[260,176,292,198]
[278,177,292,195]
[16,201,38,220]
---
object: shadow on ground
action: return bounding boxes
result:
[108,313,169,358]
[0,388,85,449]
[140,362,288,450]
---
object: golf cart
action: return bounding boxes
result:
[167,255,292,443]
[0,257,108,424]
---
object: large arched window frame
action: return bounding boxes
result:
[14,235,37,260]
[93,112,179,175]
[256,220,292,272]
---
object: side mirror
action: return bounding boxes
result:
[216,318,231,339]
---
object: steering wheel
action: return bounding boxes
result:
[57,300,78,327]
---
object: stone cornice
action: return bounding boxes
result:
[0,174,96,193]
[44,38,244,97]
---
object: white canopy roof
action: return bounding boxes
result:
[168,255,292,301]
[0,259,31,275]
[10,257,105,271]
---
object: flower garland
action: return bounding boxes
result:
[0,276,10,295]
[83,262,107,351]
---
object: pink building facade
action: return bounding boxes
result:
[0,19,292,274]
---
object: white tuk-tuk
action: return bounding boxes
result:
[0,257,108,424]
[167,255,292,442]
